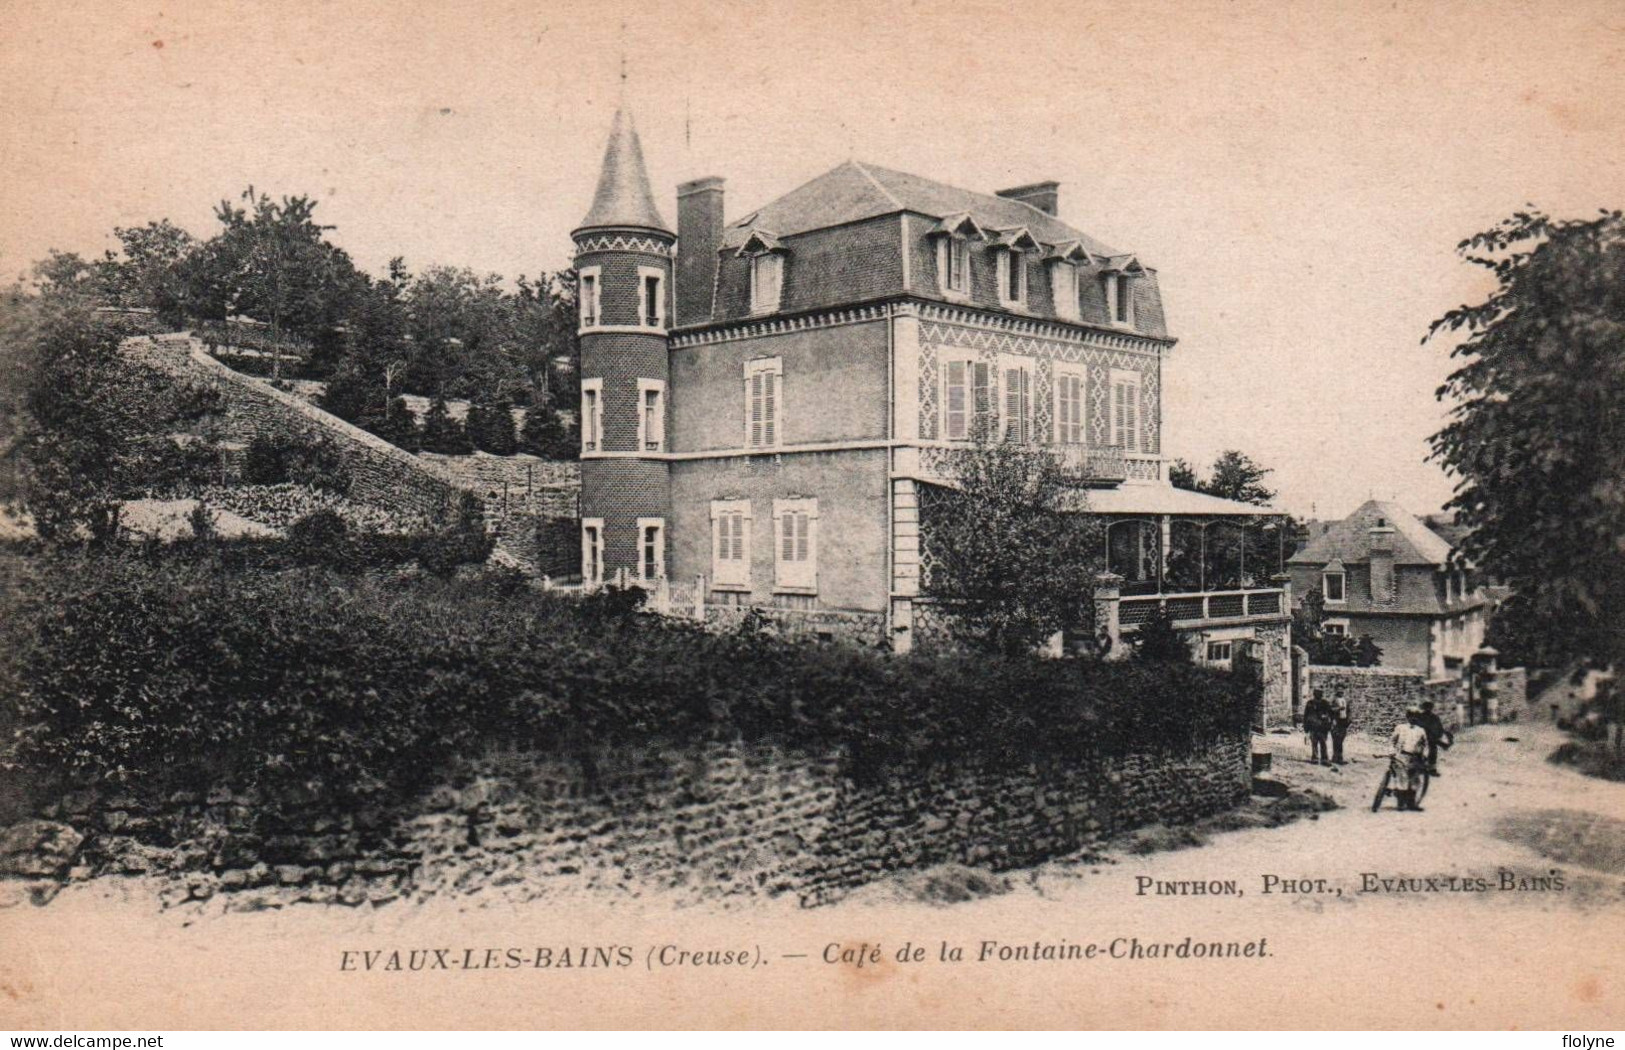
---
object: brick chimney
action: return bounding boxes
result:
[995,180,1060,217]
[676,176,725,327]
[1368,522,1396,603]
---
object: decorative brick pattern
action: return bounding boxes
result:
[572,232,674,257]
[918,319,1159,453]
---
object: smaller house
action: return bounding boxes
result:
[1287,500,1489,676]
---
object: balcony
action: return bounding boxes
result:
[914,442,1137,487]
[1117,587,1285,631]
[1054,443,1129,486]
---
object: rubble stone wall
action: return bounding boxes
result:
[5,733,1249,910]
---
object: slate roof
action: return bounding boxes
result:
[577,108,671,234]
[719,159,1126,258]
[1288,500,1455,567]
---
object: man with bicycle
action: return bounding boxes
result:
[1389,706,1431,812]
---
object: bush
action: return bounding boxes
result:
[286,508,349,564]
[0,547,1259,814]
[1133,606,1192,663]
[239,435,352,494]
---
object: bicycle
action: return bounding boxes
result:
[1371,761,1430,812]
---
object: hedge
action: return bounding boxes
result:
[0,548,1257,814]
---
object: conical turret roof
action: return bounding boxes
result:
[576,108,670,235]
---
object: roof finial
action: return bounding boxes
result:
[618,21,628,94]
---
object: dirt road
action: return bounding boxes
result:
[4,721,1622,1029]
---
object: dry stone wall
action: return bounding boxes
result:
[6,734,1249,910]
[128,335,464,522]
[124,335,582,572]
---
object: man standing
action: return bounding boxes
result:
[1389,707,1431,811]
[1303,690,1334,766]
[1330,690,1352,765]
[1417,701,1450,776]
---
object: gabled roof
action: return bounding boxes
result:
[735,228,784,255]
[927,212,989,239]
[718,159,1125,259]
[989,227,1043,251]
[1102,253,1146,274]
[576,108,671,235]
[1045,240,1096,264]
[1288,500,1455,567]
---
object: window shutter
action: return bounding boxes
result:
[946,361,967,439]
[781,513,795,562]
[1005,368,1020,441]
[1113,382,1126,447]
[794,513,809,561]
[1021,369,1031,442]
[973,362,989,435]
[763,371,776,446]
[749,374,763,447]
[1125,382,1138,450]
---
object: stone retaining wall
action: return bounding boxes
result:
[418,452,579,496]
[5,733,1249,910]
[124,335,582,572]
[128,335,464,523]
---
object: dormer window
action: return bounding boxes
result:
[992,229,1039,309]
[1103,255,1144,329]
[1049,261,1078,320]
[749,254,784,315]
[943,238,970,293]
[997,249,1026,306]
[1323,569,1346,604]
[1045,241,1091,322]
[738,229,786,316]
[928,213,985,298]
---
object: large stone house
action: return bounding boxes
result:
[1287,500,1490,675]
[571,107,1292,707]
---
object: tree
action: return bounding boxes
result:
[1424,210,1625,672]
[518,396,575,459]
[2,287,221,543]
[420,395,472,454]
[467,399,517,455]
[1291,586,1381,666]
[101,220,195,322]
[180,188,364,378]
[918,437,1104,655]
[1169,450,1276,504]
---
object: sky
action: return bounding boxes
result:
[3,0,1621,519]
